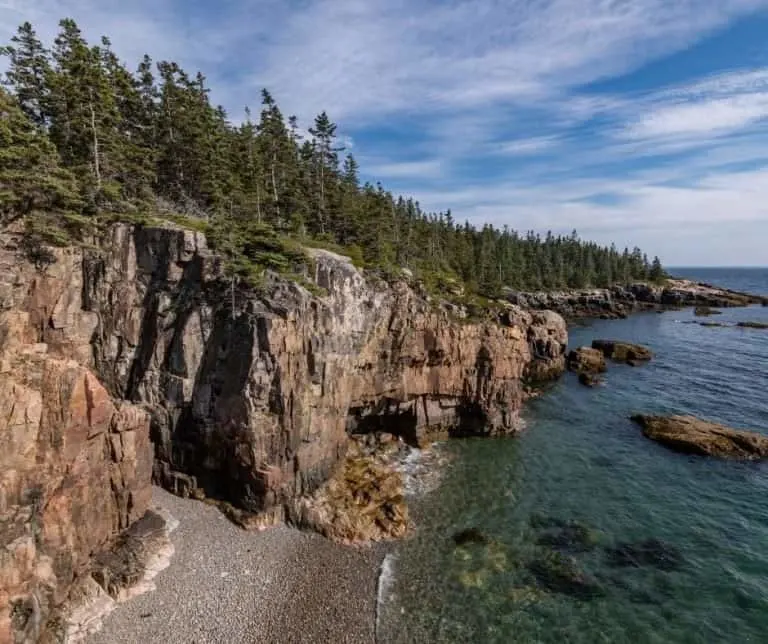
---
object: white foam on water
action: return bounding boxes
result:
[375,552,397,643]
[397,442,451,498]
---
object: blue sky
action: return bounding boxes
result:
[2,0,768,265]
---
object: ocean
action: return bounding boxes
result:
[378,268,768,643]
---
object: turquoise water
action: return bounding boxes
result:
[379,269,768,644]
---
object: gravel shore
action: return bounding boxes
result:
[88,487,385,644]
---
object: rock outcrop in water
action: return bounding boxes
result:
[592,340,653,365]
[631,415,768,459]
[0,222,568,632]
[506,280,767,321]
[567,347,607,375]
[737,321,768,330]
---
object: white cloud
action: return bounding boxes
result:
[620,69,768,140]
[494,136,560,156]
[364,159,444,180]
[3,0,768,264]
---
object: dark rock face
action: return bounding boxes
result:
[631,414,768,460]
[592,340,653,364]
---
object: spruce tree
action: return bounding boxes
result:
[0,87,81,237]
[0,22,51,128]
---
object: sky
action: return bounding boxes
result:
[2,1,768,266]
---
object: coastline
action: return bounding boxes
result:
[87,280,766,644]
[506,279,768,323]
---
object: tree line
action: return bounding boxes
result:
[0,19,666,296]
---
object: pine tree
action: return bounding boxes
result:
[0,22,51,127]
[0,87,81,237]
[649,256,665,283]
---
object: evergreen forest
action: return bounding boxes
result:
[0,20,666,299]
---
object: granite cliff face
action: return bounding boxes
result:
[0,221,567,638]
[77,224,565,516]
[0,308,151,641]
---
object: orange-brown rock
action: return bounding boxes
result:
[631,414,768,459]
[592,340,653,364]
[1,224,567,522]
[567,347,607,375]
[0,310,151,643]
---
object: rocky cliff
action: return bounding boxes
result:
[0,222,567,640]
[0,308,152,641]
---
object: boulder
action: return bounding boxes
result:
[527,552,604,600]
[452,528,489,547]
[535,520,600,554]
[592,340,653,364]
[567,347,606,374]
[631,414,768,459]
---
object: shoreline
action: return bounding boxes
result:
[506,279,768,323]
[88,487,386,644]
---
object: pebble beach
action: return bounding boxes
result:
[88,488,384,644]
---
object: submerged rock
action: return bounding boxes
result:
[536,521,600,554]
[605,538,684,571]
[737,321,768,329]
[453,528,489,546]
[592,340,653,364]
[527,552,604,600]
[578,372,602,388]
[529,514,570,530]
[631,414,768,460]
[567,347,607,375]
[694,306,721,317]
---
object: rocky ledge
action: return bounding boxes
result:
[631,414,768,460]
[0,222,567,638]
[506,279,767,321]
[592,340,653,365]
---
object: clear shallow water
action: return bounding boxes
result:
[379,269,768,644]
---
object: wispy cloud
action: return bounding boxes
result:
[364,159,444,180]
[493,136,560,156]
[2,0,768,264]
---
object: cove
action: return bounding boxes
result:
[379,291,768,644]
